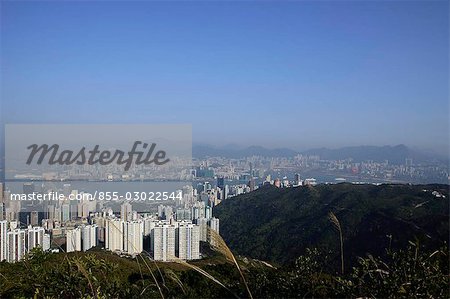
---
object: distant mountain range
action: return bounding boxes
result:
[302,144,432,164]
[193,144,446,164]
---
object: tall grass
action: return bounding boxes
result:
[171,257,239,298]
[208,227,254,299]
[19,218,255,298]
[98,219,241,298]
[107,219,165,299]
[328,211,344,274]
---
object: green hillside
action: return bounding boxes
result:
[214,183,449,267]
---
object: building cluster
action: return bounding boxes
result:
[65,224,98,252]
[0,220,51,262]
[192,155,449,185]
[64,202,219,261]
[12,155,193,182]
[262,173,316,188]
[0,183,220,263]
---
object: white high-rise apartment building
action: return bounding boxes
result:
[54,206,62,222]
[209,217,220,234]
[105,218,124,252]
[124,221,143,255]
[143,216,157,236]
[152,224,175,261]
[7,229,26,262]
[195,217,208,242]
[121,202,133,221]
[0,183,3,204]
[47,205,55,221]
[66,227,82,252]
[82,224,98,251]
[27,226,45,252]
[208,217,220,246]
[0,220,7,261]
[43,234,51,251]
[62,204,70,222]
[205,206,212,220]
[176,222,200,260]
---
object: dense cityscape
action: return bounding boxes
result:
[0,180,224,263]
[193,153,449,186]
[1,141,448,264]
[6,147,450,185]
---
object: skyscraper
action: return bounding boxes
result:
[176,208,192,221]
[54,206,62,222]
[124,221,143,255]
[0,220,7,261]
[209,217,220,234]
[205,206,212,220]
[66,227,82,252]
[223,185,229,200]
[43,234,51,251]
[152,224,175,261]
[0,183,4,221]
[121,202,133,221]
[195,217,208,242]
[30,211,39,226]
[143,217,156,236]
[158,205,173,220]
[176,222,200,260]
[27,226,45,252]
[208,217,220,246]
[62,204,70,222]
[47,205,55,221]
[7,229,26,262]
[105,218,124,252]
[0,202,4,221]
[82,224,98,251]
[217,177,225,189]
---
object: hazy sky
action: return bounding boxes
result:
[1,1,448,154]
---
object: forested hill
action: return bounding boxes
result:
[214,183,449,267]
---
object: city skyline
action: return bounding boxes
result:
[1,1,448,155]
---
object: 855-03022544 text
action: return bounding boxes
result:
[9,191,182,202]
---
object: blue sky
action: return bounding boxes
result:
[1,1,448,154]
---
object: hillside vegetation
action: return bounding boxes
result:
[215,183,449,267]
[1,243,448,298]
